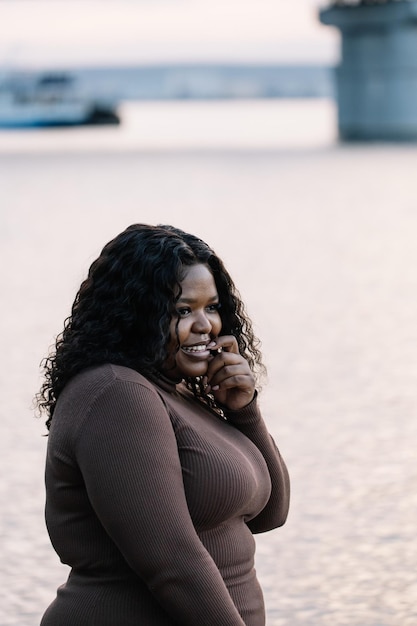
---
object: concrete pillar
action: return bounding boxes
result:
[319,1,417,140]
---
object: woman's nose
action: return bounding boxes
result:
[193,311,211,334]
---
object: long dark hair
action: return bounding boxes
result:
[37,224,264,429]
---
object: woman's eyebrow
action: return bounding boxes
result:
[177,295,219,304]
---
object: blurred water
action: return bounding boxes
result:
[1,99,416,625]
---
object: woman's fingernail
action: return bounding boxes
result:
[212,385,220,391]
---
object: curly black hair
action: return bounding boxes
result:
[37,224,264,429]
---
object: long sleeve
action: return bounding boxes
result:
[224,394,290,533]
[74,378,247,626]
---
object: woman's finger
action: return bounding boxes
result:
[210,335,239,354]
[209,364,252,389]
[206,351,244,381]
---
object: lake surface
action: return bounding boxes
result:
[1,99,416,625]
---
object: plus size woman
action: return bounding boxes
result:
[37,223,290,626]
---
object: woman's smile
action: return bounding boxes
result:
[181,342,211,356]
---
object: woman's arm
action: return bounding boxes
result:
[75,377,246,626]
[204,335,290,532]
[225,394,290,533]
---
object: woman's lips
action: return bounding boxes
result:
[181,344,210,359]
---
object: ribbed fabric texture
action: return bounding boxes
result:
[41,364,289,626]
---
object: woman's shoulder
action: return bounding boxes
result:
[62,363,159,405]
[52,364,164,430]
[51,365,172,443]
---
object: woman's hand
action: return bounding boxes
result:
[204,336,255,411]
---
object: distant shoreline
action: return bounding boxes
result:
[0,63,335,101]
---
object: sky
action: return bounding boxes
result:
[0,0,339,68]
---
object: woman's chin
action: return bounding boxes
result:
[182,365,209,380]
[162,354,209,381]
[177,357,210,380]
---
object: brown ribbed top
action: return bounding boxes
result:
[42,364,289,626]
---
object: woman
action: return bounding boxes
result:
[37,223,290,626]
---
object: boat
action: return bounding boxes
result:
[0,71,120,128]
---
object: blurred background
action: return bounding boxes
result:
[1,1,416,625]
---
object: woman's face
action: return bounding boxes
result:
[163,263,222,380]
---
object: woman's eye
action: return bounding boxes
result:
[207,303,221,313]
[177,308,191,317]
